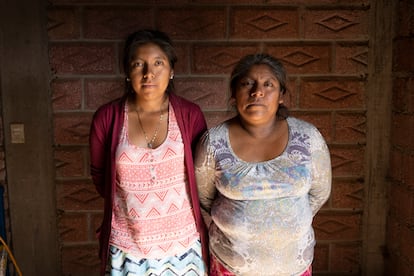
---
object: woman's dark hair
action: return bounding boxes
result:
[230,53,289,119]
[123,29,177,94]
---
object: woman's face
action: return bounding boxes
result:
[129,43,173,101]
[233,64,284,125]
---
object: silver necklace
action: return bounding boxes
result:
[136,107,164,149]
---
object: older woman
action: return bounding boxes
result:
[195,53,331,276]
[89,29,208,276]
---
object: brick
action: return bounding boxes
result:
[335,43,369,75]
[61,244,100,275]
[334,112,366,143]
[203,111,236,128]
[174,43,191,75]
[390,183,414,226]
[230,7,299,39]
[49,43,116,74]
[393,39,414,72]
[291,112,333,143]
[47,7,80,40]
[300,79,365,109]
[388,148,403,183]
[192,44,260,74]
[330,242,361,272]
[54,113,92,145]
[51,79,82,111]
[400,226,414,264]
[83,7,154,39]
[396,0,414,37]
[313,212,362,240]
[194,0,261,3]
[402,153,414,190]
[58,212,88,243]
[266,44,331,75]
[313,243,329,272]
[329,146,365,177]
[157,7,226,40]
[393,77,414,113]
[331,178,364,209]
[175,78,229,110]
[85,79,124,110]
[391,113,414,150]
[385,215,401,254]
[265,0,369,3]
[91,213,104,241]
[56,179,103,211]
[284,78,298,109]
[55,147,87,178]
[303,9,369,40]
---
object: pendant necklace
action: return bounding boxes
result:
[136,105,164,149]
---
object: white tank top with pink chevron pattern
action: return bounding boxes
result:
[110,102,199,259]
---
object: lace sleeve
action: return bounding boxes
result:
[194,132,217,227]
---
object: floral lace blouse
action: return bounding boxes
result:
[194,117,332,276]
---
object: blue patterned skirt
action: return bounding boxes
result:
[105,239,206,276]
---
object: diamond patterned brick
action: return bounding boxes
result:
[61,245,100,275]
[303,9,369,39]
[59,212,89,242]
[230,7,299,39]
[85,79,124,110]
[300,79,365,109]
[292,112,333,143]
[330,146,365,177]
[331,178,364,209]
[51,79,82,111]
[334,112,366,143]
[175,78,229,110]
[330,242,361,272]
[55,148,87,178]
[54,114,92,145]
[157,7,226,40]
[313,243,329,272]
[83,7,154,39]
[335,43,369,75]
[266,44,331,75]
[50,43,116,74]
[47,7,80,40]
[56,179,103,211]
[192,45,260,74]
[313,212,362,240]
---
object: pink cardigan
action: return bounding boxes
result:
[89,92,208,275]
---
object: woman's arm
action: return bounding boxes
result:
[89,108,108,197]
[309,130,332,216]
[194,132,217,227]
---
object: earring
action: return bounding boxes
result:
[170,74,174,80]
[126,77,130,82]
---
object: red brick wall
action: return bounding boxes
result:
[48,1,370,275]
[385,0,414,274]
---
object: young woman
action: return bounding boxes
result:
[90,29,208,276]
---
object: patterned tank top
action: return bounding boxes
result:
[110,102,199,259]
